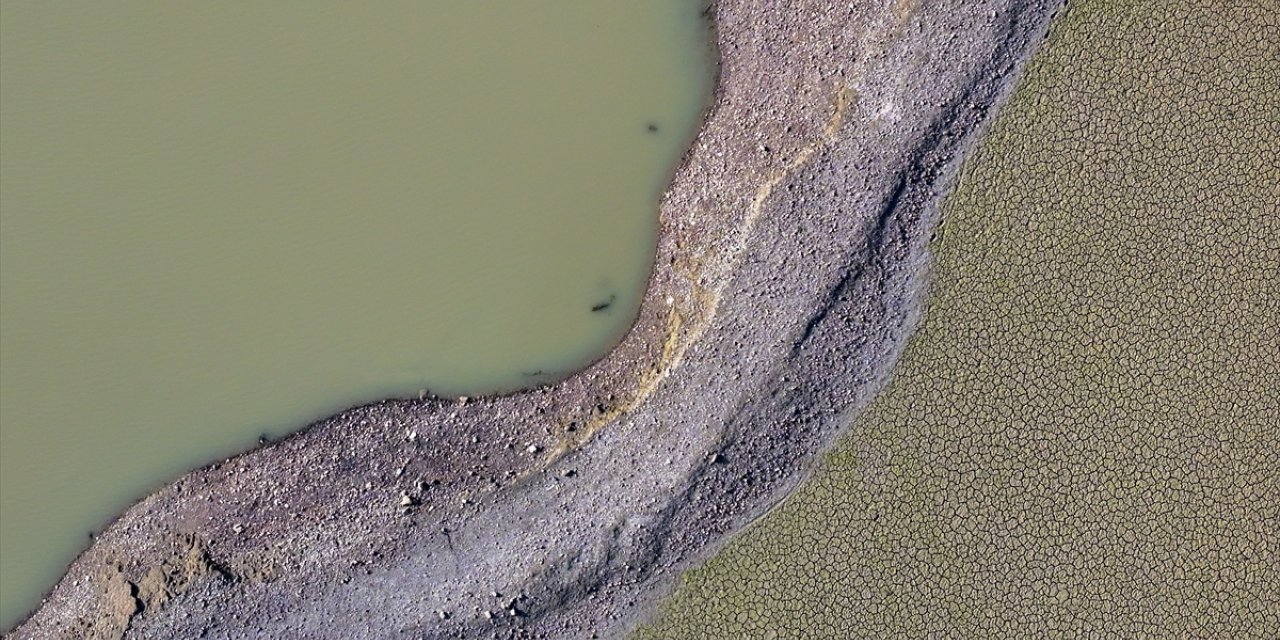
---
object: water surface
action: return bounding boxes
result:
[0,2,710,627]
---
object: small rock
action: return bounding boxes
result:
[399,493,419,507]
[526,444,540,454]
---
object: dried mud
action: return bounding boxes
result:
[639,1,1279,637]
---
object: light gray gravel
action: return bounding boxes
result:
[9,1,1063,638]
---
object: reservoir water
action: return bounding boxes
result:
[0,2,710,627]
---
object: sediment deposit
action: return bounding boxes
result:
[11,1,1062,638]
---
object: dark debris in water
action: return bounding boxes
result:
[591,294,617,313]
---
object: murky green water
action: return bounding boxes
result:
[0,2,709,627]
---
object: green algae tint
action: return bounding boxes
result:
[0,2,710,627]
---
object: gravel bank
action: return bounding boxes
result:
[10,1,1061,638]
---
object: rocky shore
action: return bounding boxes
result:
[10,1,1062,638]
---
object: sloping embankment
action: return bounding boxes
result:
[11,1,1062,638]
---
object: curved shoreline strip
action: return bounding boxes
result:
[10,1,1062,638]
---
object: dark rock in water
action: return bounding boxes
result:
[591,294,617,313]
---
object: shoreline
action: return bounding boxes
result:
[10,1,1063,638]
